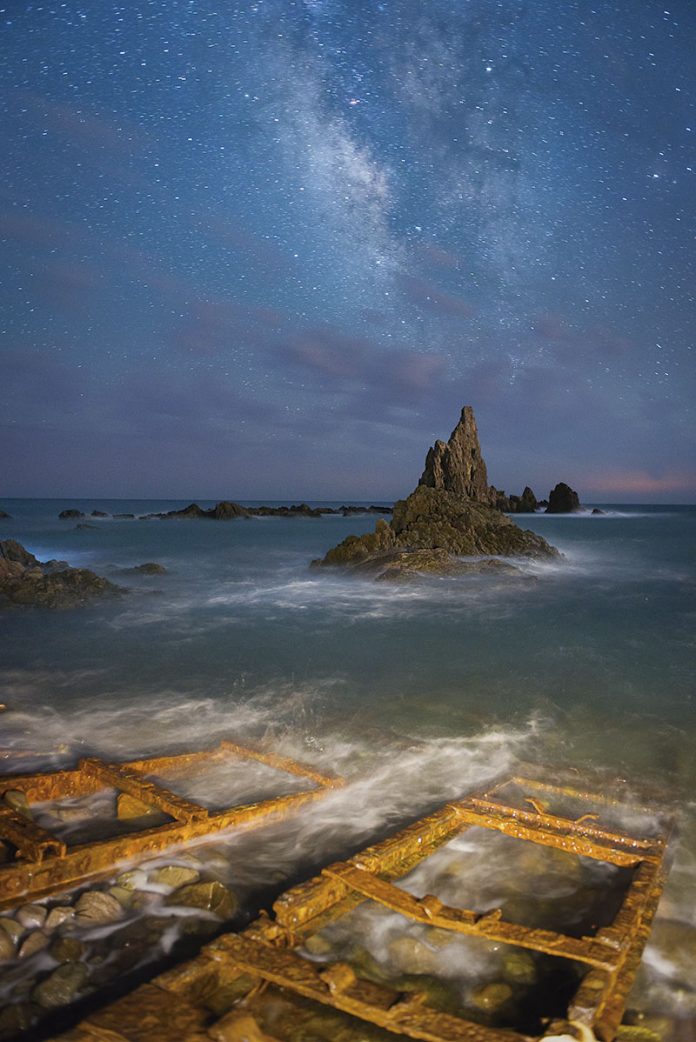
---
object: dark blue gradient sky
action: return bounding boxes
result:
[2,1,694,500]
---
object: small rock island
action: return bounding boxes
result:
[313,406,559,580]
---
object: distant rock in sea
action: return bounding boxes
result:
[0,540,123,610]
[140,501,392,521]
[546,482,582,513]
[314,406,559,579]
[0,508,11,520]
[58,509,85,520]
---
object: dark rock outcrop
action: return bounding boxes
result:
[315,408,559,577]
[117,563,167,576]
[58,509,85,520]
[0,540,123,610]
[491,485,539,514]
[591,508,605,516]
[546,482,581,514]
[419,406,494,505]
[91,510,109,518]
[0,509,11,520]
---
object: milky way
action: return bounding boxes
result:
[1,1,694,499]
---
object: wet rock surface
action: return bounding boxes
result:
[0,539,123,610]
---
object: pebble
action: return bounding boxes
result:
[44,906,75,931]
[165,881,237,919]
[17,905,47,930]
[0,917,24,944]
[32,962,88,1009]
[18,931,49,959]
[387,935,438,975]
[49,936,85,963]
[74,891,124,926]
[149,865,200,888]
[2,790,32,818]
[502,949,537,984]
[471,980,514,1013]
[0,928,16,960]
[107,886,135,909]
[115,869,148,890]
[0,1003,35,1036]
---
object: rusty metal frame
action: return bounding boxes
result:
[0,740,342,909]
[47,771,671,1042]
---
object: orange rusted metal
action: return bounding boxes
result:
[46,770,671,1042]
[0,742,342,909]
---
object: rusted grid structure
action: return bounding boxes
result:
[0,740,343,909]
[51,770,671,1042]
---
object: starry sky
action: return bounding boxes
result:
[2,0,694,501]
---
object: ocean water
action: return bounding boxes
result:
[0,499,695,1029]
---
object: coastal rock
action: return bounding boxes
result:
[0,509,11,519]
[592,507,605,515]
[49,936,85,963]
[58,509,85,520]
[0,539,123,610]
[44,907,75,931]
[419,406,494,504]
[546,482,581,513]
[316,407,559,576]
[91,510,109,517]
[17,905,46,930]
[353,548,525,583]
[114,513,135,519]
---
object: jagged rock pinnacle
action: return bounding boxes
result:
[419,405,493,504]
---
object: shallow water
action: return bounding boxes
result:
[0,499,694,1032]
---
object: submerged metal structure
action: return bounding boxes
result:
[48,768,672,1042]
[0,740,343,909]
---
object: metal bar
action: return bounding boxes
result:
[452,806,647,867]
[0,805,67,860]
[0,788,328,910]
[570,859,667,1039]
[78,759,209,823]
[464,795,662,854]
[218,740,343,789]
[323,864,619,970]
[209,933,530,1042]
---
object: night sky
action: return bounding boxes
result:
[2,1,694,501]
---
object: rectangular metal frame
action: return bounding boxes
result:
[0,740,342,908]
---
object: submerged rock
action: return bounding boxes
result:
[546,482,581,513]
[149,865,200,888]
[315,407,559,577]
[32,962,88,1008]
[74,890,124,926]
[118,562,167,575]
[165,880,237,919]
[0,539,123,611]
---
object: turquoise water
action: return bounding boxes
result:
[0,499,695,1024]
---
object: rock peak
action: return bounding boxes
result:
[419,405,492,504]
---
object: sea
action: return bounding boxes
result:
[0,499,694,1033]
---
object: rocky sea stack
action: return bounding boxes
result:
[315,406,559,579]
